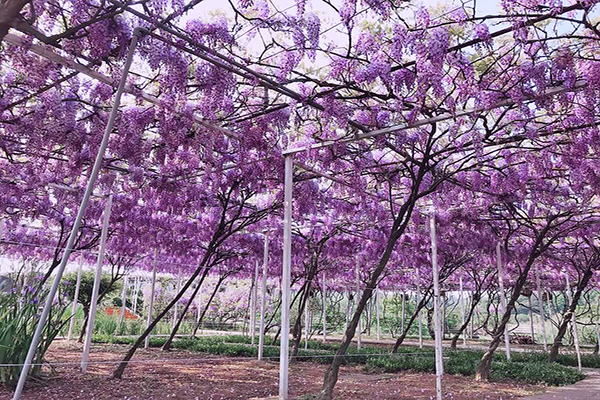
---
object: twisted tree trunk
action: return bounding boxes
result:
[549,268,593,361]
[162,268,211,351]
[451,293,481,350]
[291,288,310,358]
[476,251,539,381]
[392,289,432,352]
[191,275,227,337]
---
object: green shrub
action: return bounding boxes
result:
[491,361,583,386]
[365,348,585,386]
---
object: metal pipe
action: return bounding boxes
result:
[304,293,310,350]
[251,261,259,346]
[460,277,466,346]
[258,235,269,361]
[119,275,129,329]
[81,194,113,373]
[401,290,406,335]
[536,266,548,351]
[355,256,361,350]
[528,295,535,344]
[416,268,423,348]
[172,269,181,329]
[430,211,443,400]
[11,29,143,400]
[496,242,511,361]
[322,272,327,342]
[278,155,293,400]
[376,284,381,341]
[144,249,158,349]
[564,273,582,372]
[67,255,84,340]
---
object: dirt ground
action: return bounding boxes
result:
[0,340,545,400]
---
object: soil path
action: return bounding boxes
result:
[0,340,543,400]
[519,369,600,400]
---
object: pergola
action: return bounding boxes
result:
[4,2,598,400]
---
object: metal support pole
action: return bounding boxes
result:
[81,194,112,373]
[12,29,143,400]
[469,292,475,339]
[132,277,140,315]
[258,234,269,360]
[401,290,406,335]
[527,295,535,344]
[536,266,548,351]
[441,292,446,339]
[547,289,557,338]
[355,256,361,350]
[251,261,259,346]
[496,242,511,361]
[322,272,327,342]
[196,286,206,335]
[430,211,443,400]
[279,155,293,400]
[119,275,129,329]
[144,249,158,349]
[304,294,310,350]
[565,273,582,371]
[67,255,84,340]
[416,268,423,348]
[596,298,600,356]
[345,291,351,330]
[460,277,466,346]
[376,284,381,341]
[172,269,181,329]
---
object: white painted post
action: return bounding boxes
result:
[258,234,269,361]
[564,272,582,371]
[527,295,535,344]
[12,30,143,400]
[345,291,351,330]
[460,277,466,346]
[547,289,557,338]
[67,255,84,340]
[279,154,293,400]
[469,292,475,339]
[596,298,600,356]
[196,282,203,334]
[376,285,381,341]
[172,269,181,330]
[356,256,361,350]
[132,277,140,316]
[119,275,129,329]
[304,293,310,350]
[322,272,327,342]
[430,210,443,400]
[441,291,446,339]
[81,194,113,373]
[597,319,600,355]
[144,249,158,349]
[416,268,423,348]
[251,261,259,346]
[536,266,548,351]
[496,242,511,361]
[401,291,406,335]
